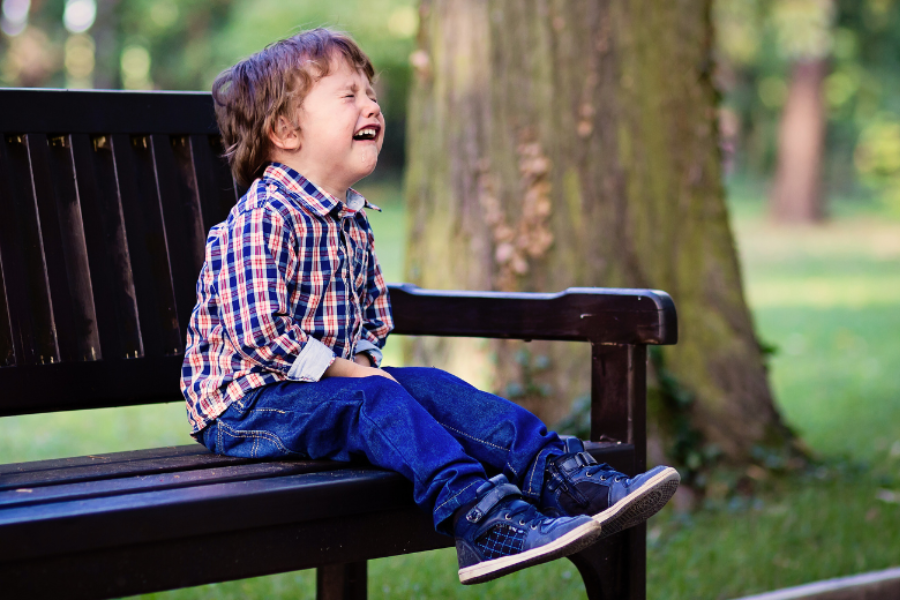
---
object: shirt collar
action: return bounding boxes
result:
[262,162,381,217]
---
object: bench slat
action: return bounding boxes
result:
[151,134,208,347]
[0,445,250,489]
[112,133,183,356]
[0,354,183,416]
[0,444,210,475]
[29,134,101,363]
[71,133,143,360]
[0,460,343,508]
[0,135,58,366]
[27,134,76,362]
[0,502,448,600]
[171,136,212,272]
[0,468,411,562]
[0,89,218,135]
[0,254,13,367]
[190,134,238,232]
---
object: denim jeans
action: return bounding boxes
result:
[198,366,565,532]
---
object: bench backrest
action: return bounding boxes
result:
[0,90,239,416]
[0,89,675,426]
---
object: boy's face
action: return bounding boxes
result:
[288,57,384,197]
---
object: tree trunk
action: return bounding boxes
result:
[404,0,800,476]
[769,59,828,223]
[92,0,121,90]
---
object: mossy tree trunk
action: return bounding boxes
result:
[404,0,801,477]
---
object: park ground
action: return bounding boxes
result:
[1,179,898,600]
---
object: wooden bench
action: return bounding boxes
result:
[0,89,678,600]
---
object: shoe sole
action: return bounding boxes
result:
[592,467,680,538]
[458,518,603,585]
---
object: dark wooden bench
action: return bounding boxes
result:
[0,89,677,600]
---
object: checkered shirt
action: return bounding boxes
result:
[181,163,393,434]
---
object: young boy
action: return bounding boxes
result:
[181,28,680,585]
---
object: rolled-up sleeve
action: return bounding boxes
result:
[218,207,335,382]
[354,339,384,367]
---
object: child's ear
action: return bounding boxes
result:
[268,116,301,152]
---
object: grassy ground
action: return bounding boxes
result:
[2,180,898,599]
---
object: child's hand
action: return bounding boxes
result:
[323,356,398,384]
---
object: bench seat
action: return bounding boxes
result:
[1,442,633,599]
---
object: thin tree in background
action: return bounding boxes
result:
[769,0,835,223]
[405,0,802,486]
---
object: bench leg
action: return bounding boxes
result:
[567,525,646,600]
[316,561,367,600]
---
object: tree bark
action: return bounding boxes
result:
[769,59,828,224]
[405,0,799,471]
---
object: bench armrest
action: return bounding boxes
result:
[388,283,677,345]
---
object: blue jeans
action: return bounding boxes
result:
[198,367,565,532]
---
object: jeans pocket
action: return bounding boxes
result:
[216,420,291,459]
[231,386,265,415]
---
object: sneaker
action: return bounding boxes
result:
[454,474,603,585]
[541,438,680,538]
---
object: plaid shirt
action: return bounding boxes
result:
[181,163,393,433]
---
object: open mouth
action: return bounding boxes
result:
[353,126,380,141]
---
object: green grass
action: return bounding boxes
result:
[3,179,899,599]
[640,205,900,599]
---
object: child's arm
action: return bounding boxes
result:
[323,355,398,382]
[217,206,397,384]
[214,207,336,382]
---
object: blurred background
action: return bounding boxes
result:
[3,0,900,216]
[0,0,417,174]
[1,1,898,599]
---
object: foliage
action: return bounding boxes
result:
[0,0,417,168]
[715,0,900,211]
[7,1,900,204]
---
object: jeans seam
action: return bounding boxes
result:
[528,459,536,494]
[440,423,508,452]
[526,448,551,496]
[435,479,480,512]
[218,420,293,456]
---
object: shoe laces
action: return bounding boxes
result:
[582,462,627,483]
[499,499,552,530]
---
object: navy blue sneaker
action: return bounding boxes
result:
[541,438,680,538]
[454,474,602,585]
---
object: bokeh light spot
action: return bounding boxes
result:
[150,0,178,30]
[64,0,96,34]
[65,33,95,88]
[121,44,152,90]
[387,6,417,39]
[1,0,30,36]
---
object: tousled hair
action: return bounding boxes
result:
[212,28,375,188]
